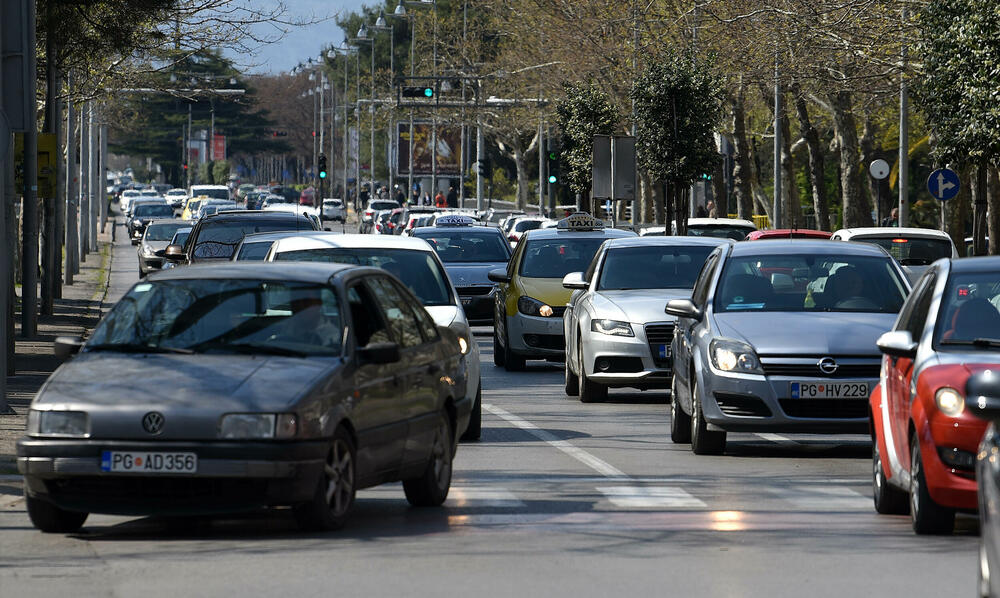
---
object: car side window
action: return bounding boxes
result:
[365,277,424,349]
[346,284,393,348]
[507,241,524,278]
[395,280,440,342]
[897,272,936,341]
[585,248,603,283]
[691,253,720,308]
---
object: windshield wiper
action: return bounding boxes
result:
[195,341,310,357]
[940,338,1000,348]
[86,343,194,354]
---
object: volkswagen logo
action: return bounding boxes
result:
[142,412,165,435]
[817,357,839,375]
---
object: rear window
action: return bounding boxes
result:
[688,224,755,241]
[135,205,174,219]
[144,222,186,242]
[190,218,315,260]
[598,245,715,290]
[413,230,511,263]
[371,201,399,211]
[854,236,952,266]
[191,187,230,201]
[235,241,274,261]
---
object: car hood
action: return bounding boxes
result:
[444,262,506,286]
[594,289,691,323]
[519,277,572,307]
[713,311,895,356]
[144,240,171,253]
[34,354,335,440]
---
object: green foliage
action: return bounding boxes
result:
[631,53,725,184]
[554,81,621,197]
[212,160,231,184]
[197,161,213,185]
[915,0,1000,165]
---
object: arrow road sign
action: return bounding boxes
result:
[927,168,960,201]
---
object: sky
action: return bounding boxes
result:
[237,0,369,75]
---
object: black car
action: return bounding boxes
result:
[412,215,512,325]
[166,210,319,265]
[17,262,469,532]
[128,203,176,244]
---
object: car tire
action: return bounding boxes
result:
[403,411,453,507]
[690,379,725,455]
[909,435,955,534]
[670,376,691,444]
[493,326,506,367]
[25,490,88,533]
[503,323,525,372]
[294,426,356,531]
[564,360,579,396]
[461,385,482,442]
[872,436,908,514]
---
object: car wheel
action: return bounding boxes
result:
[503,321,525,372]
[670,376,691,444]
[690,379,725,455]
[138,269,146,279]
[909,435,955,534]
[980,539,992,598]
[564,360,579,396]
[461,385,482,442]
[294,426,356,531]
[578,358,607,404]
[493,325,505,367]
[403,411,453,506]
[872,436,908,514]
[24,490,88,533]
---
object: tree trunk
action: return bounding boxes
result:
[780,102,800,228]
[731,81,754,220]
[674,184,688,235]
[859,114,881,221]
[792,86,829,231]
[989,164,1000,256]
[640,170,654,223]
[712,155,727,217]
[653,179,664,224]
[513,147,528,210]
[830,91,872,228]
[945,166,971,253]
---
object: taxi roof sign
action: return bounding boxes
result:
[556,212,604,231]
[436,215,477,226]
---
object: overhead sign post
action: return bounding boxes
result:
[591,135,612,202]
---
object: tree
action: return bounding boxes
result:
[555,81,621,206]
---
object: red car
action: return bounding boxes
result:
[744,228,832,241]
[871,257,1000,534]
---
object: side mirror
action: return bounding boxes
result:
[562,271,588,290]
[54,336,85,361]
[488,268,511,283]
[665,298,702,320]
[876,330,918,359]
[164,244,186,262]
[966,370,1000,421]
[358,341,400,365]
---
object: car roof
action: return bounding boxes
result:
[524,227,637,241]
[201,210,310,223]
[747,228,832,240]
[240,230,326,243]
[413,224,501,234]
[270,232,434,254]
[144,219,186,226]
[603,236,733,249]
[728,238,890,257]
[688,218,756,227]
[948,255,1000,273]
[190,184,229,190]
[833,227,953,240]
[148,261,368,284]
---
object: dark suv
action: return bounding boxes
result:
[166,211,319,265]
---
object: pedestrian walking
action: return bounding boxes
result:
[881,207,899,227]
[446,186,458,208]
[435,190,447,208]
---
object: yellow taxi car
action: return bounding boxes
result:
[180,195,210,221]
[487,212,636,371]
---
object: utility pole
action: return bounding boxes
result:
[772,52,782,230]
[52,61,64,300]
[476,121,483,211]
[537,120,544,212]
[100,121,108,233]
[65,80,77,285]
[898,5,910,228]
[79,103,89,259]
[21,0,39,336]
[88,104,97,248]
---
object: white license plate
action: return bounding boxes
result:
[100,451,197,473]
[790,381,870,399]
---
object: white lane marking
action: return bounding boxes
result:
[484,403,629,479]
[597,486,707,508]
[447,487,525,508]
[755,433,798,445]
[774,485,871,511]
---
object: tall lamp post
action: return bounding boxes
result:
[392,0,434,203]
[351,26,375,202]
[328,45,355,209]
[373,10,396,195]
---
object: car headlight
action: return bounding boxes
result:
[28,410,89,437]
[591,319,634,337]
[518,296,554,317]
[219,413,297,439]
[935,387,964,417]
[709,338,763,374]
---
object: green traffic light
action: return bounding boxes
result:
[320,172,327,179]
[548,175,557,184]
[423,87,434,97]
[547,151,557,161]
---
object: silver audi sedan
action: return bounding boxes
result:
[666,240,910,455]
[562,236,731,402]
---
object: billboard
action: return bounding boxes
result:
[397,122,462,176]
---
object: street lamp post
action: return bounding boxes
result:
[353,25,376,203]
[392,0,433,204]
[374,10,396,195]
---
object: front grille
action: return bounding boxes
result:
[714,393,772,417]
[457,286,493,296]
[778,399,868,419]
[761,361,881,378]
[645,323,675,368]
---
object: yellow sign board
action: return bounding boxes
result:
[14,133,59,199]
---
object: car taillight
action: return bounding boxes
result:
[509,235,518,242]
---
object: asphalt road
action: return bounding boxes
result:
[0,217,979,597]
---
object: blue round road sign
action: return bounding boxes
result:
[927,168,960,201]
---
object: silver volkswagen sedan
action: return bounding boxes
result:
[18,262,468,533]
[562,236,731,402]
[666,240,910,455]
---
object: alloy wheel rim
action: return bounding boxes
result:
[910,448,920,517]
[874,443,883,493]
[325,439,354,517]
[431,422,451,488]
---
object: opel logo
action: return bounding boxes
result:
[142,412,165,435]
[818,357,839,375]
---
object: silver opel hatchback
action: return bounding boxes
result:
[666,240,910,455]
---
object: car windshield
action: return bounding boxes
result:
[414,230,511,263]
[854,236,952,266]
[520,237,608,279]
[935,271,1000,349]
[172,231,190,246]
[88,279,343,356]
[598,245,716,290]
[688,225,755,241]
[235,241,274,261]
[191,187,230,200]
[274,248,453,306]
[144,222,186,242]
[191,219,312,260]
[514,220,544,233]
[714,254,908,313]
[134,205,174,219]
[371,201,399,211]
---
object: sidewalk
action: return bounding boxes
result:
[0,231,113,473]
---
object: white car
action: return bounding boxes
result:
[831,226,959,282]
[165,188,188,208]
[119,189,141,213]
[562,236,732,402]
[263,203,322,230]
[263,233,483,440]
[506,217,554,248]
[188,184,231,201]
[321,198,345,222]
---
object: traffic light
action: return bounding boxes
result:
[402,85,435,99]
[546,144,560,184]
[700,173,712,181]
[476,158,492,177]
[318,154,327,179]
[182,163,188,171]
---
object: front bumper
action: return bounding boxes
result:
[699,368,874,434]
[919,415,985,510]
[17,437,327,515]
[581,328,671,388]
[507,312,565,358]
[139,255,164,272]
